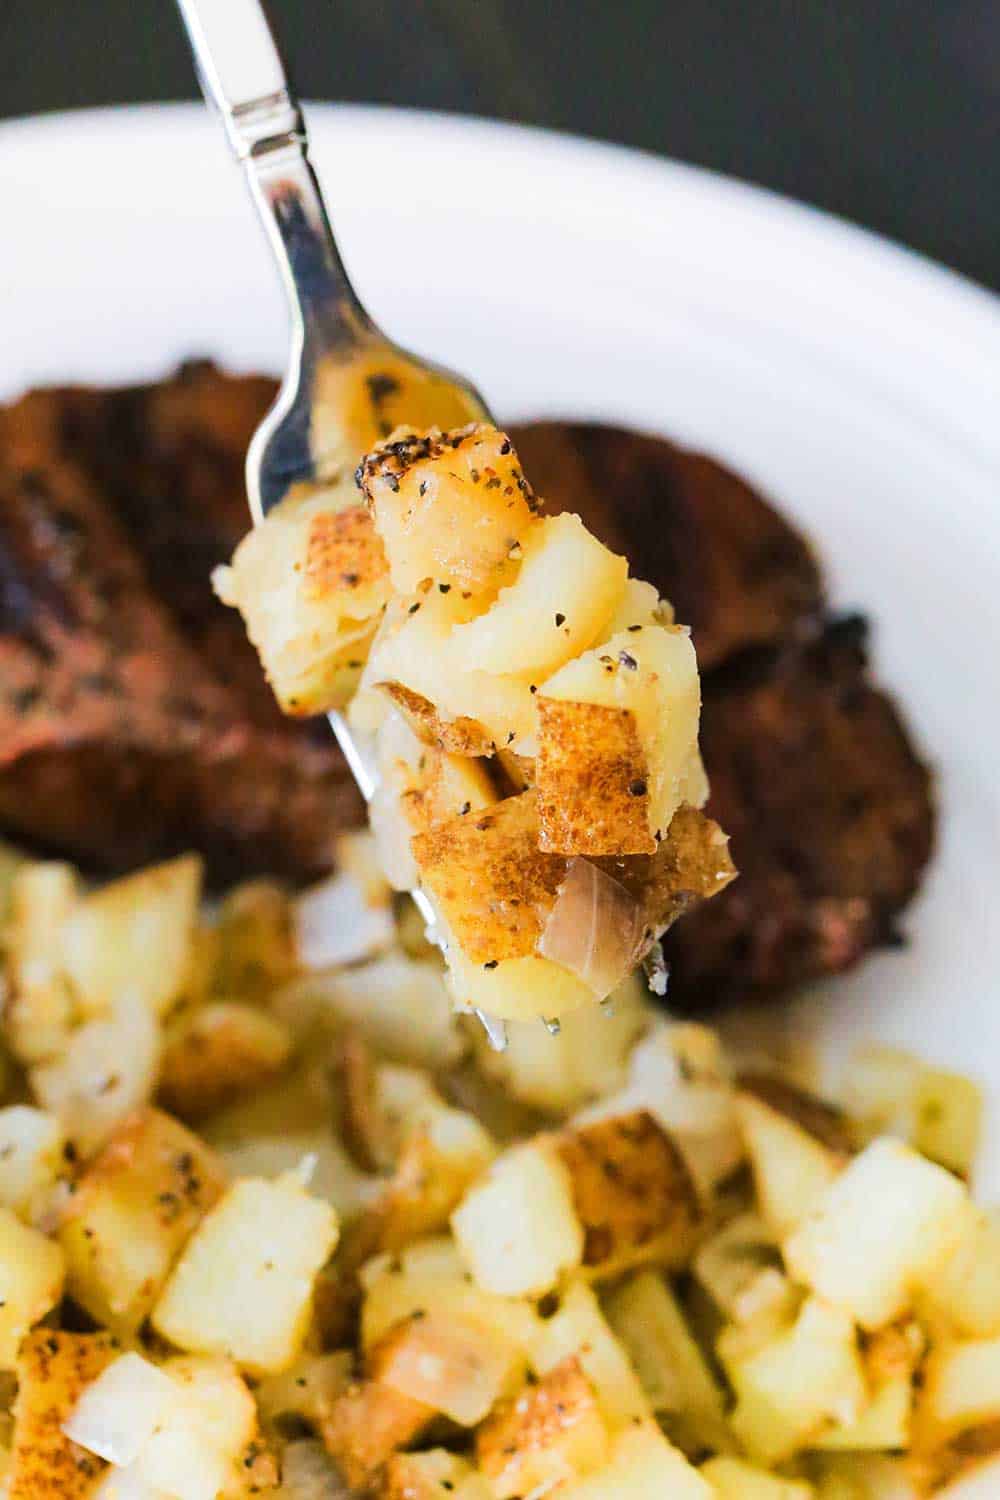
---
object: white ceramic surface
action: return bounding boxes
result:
[2,104,999,1182]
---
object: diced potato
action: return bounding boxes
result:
[784,1138,969,1330]
[920,1209,1000,1338]
[727,1298,868,1465]
[382,1449,497,1500]
[0,839,26,932]
[335,829,392,910]
[370,1308,524,1426]
[154,1355,258,1482]
[152,1171,339,1374]
[448,512,628,679]
[556,1419,713,1499]
[359,423,537,595]
[694,1213,794,1325]
[3,862,78,1064]
[452,1140,583,1296]
[57,1107,226,1334]
[529,1280,650,1428]
[8,1330,117,1500]
[293,870,395,971]
[814,1372,913,1452]
[158,1002,294,1121]
[702,1457,815,1498]
[812,1454,919,1500]
[61,856,201,1021]
[736,1091,842,1237]
[255,1349,353,1436]
[476,1355,610,1496]
[0,1107,66,1221]
[318,1377,433,1489]
[211,880,296,1001]
[537,623,702,854]
[556,1110,701,1278]
[444,946,597,1023]
[603,578,667,636]
[839,1045,924,1141]
[62,1352,178,1468]
[213,487,390,716]
[605,1271,725,1424]
[31,1000,161,1156]
[916,1337,1000,1447]
[840,1047,983,1180]
[912,1067,983,1179]
[736,1073,856,1155]
[0,1208,65,1367]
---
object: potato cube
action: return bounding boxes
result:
[476,1356,610,1496]
[212,880,296,1001]
[359,423,537,595]
[529,1280,650,1428]
[370,1309,524,1427]
[537,623,702,854]
[814,1371,912,1452]
[605,1271,725,1423]
[912,1066,983,1179]
[448,512,628,678]
[702,1457,815,1499]
[556,1111,701,1278]
[213,487,390,716]
[62,1352,178,1467]
[3,862,77,1064]
[8,1330,117,1500]
[31,1001,161,1156]
[603,578,667,635]
[736,1091,842,1237]
[319,1377,433,1489]
[57,1107,226,1334]
[382,1449,496,1500]
[921,1209,1000,1338]
[444,947,597,1023]
[254,1349,353,1435]
[152,1171,339,1374]
[158,1002,293,1121]
[917,1337,1000,1446]
[783,1138,969,1330]
[0,1107,66,1220]
[693,1213,793,1325]
[557,1420,712,1499]
[61,856,201,1020]
[452,1140,582,1296]
[0,1209,65,1367]
[727,1298,868,1464]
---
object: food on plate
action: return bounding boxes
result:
[0,367,933,1011]
[0,839,991,1496]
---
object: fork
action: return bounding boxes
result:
[174,0,515,1047]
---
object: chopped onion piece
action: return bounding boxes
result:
[538,858,645,1000]
[280,1440,356,1499]
[63,1352,178,1467]
[294,872,394,970]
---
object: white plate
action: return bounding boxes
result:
[3,104,1000,1181]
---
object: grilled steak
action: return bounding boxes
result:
[0,368,934,1005]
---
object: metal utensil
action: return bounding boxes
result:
[174,0,513,1047]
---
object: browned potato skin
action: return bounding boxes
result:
[302,505,388,603]
[555,1111,701,1276]
[736,1072,856,1156]
[411,791,568,964]
[381,681,497,758]
[8,1330,117,1500]
[602,804,736,941]
[319,1375,434,1490]
[157,1003,292,1122]
[57,1107,227,1332]
[536,698,654,856]
[476,1355,606,1497]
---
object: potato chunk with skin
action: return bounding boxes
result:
[452,1140,583,1296]
[157,1002,293,1122]
[152,1171,339,1374]
[529,1280,650,1429]
[3,862,78,1065]
[538,623,703,854]
[319,1377,434,1490]
[445,947,598,1022]
[736,1091,842,1237]
[382,1449,496,1500]
[449,512,628,678]
[213,484,390,715]
[557,1419,712,1499]
[477,1356,610,1497]
[57,1107,226,1335]
[8,1330,117,1500]
[359,423,537,595]
[0,1209,65,1367]
[556,1111,701,1278]
[370,1308,524,1427]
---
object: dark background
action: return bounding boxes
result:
[4,0,998,292]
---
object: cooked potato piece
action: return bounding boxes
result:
[702,1457,815,1499]
[736,1073,856,1156]
[412,791,566,965]
[213,486,390,716]
[920,1210,1000,1339]
[529,1280,650,1429]
[783,1138,969,1330]
[556,1110,700,1278]
[158,1002,293,1121]
[727,1297,868,1465]
[255,1349,353,1436]
[293,869,396,971]
[556,1419,712,1499]
[31,1001,161,1156]
[61,856,201,1021]
[605,1271,725,1425]
[911,1067,983,1179]
[476,1355,610,1497]
[57,1107,226,1334]
[359,423,537,595]
[0,1107,65,1221]
[152,1170,339,1374]
[319,1377,434,1489]
[382,1449,496,1500]
[370,1308,524,1427]
[452,1140,583,1296]
[693,1213,793,1326]
[815,1370,913,1452]
[444,947,597,1023]
[603,578,667,636]
[449,512,628,678]
[840,1047,983,1179]
[212,880,296,1001]
[147,1354,260,1496]
[8,1330,117,1500]
[0,1209,65,1367]
[736,1092,842,1237]
[537,623,703,854]
[3,862,78,1065]
[917,1338,1000,1448]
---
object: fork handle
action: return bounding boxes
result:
[174,0,302,161]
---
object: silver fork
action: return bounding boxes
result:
[174,0,514,1048]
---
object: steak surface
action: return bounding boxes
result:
[0,366,934,1004]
